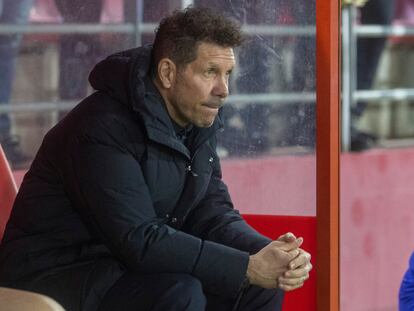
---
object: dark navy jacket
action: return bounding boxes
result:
[0,45,270,303]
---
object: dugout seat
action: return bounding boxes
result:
[0,144,65,311]
[0,144,18,241]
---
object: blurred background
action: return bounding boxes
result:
[0,0,317,166]
[0,0,413,310]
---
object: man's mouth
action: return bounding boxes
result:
[203,102,223,110]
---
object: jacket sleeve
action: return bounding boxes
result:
[63,122,248,298]
[400,252,414,311]
[183,145,272,255]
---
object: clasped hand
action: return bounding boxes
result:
[246,232,312,291]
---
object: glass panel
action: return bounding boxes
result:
[0,0,316,217]
[349,0,414,150]
[341,1,413,310]
[192,0,316,158]
[193,0,316,216]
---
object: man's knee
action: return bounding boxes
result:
[98,273,206,311]
[238,286,284,311]
[161,274,206,309]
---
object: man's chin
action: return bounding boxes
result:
[195,118,215,128]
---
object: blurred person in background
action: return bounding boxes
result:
[399,251,414,310]
[343,0,395,150]
[0,7,312,311]
[54,0,103,118]
[378,0,414,139]
[0,0,33,167]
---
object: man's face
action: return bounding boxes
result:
[167,42,235,128]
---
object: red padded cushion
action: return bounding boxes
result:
[0,145,17,240]
[242,214,316,311]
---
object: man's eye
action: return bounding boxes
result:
[206,69,215,75]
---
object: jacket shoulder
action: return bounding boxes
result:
[56,92,147,158]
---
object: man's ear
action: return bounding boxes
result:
[157,58,176,89]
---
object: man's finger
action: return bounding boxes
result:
[278,275,309,287]
[284,264,312,279]
[289,249,311,269]
[274,248,300,262]
[277,232,297,243]
[276,237,303,252]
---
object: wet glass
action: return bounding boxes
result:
[351,0,414,149]
[197,0,317,217]
[0,0,316,219]
[341,1,414,310]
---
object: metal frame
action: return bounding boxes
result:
[316,1,340,310]
[0,23,316,36]
[0,92,317,113]
[0,21,317,112]
[341,5,357,151]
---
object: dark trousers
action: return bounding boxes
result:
[17,259,283,311]
[97,273,284,311]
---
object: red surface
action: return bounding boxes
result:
[340,149,414,311]
[0,146,18,240]
[243,214,317,311]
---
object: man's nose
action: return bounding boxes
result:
[213,76,229,99]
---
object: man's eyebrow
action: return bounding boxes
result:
[206,62,219,68]
[206,62,234,71]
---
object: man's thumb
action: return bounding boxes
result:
[279,237,303,252]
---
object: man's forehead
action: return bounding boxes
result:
[195,42,235,63]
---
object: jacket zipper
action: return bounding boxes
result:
[186,125,222,177]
